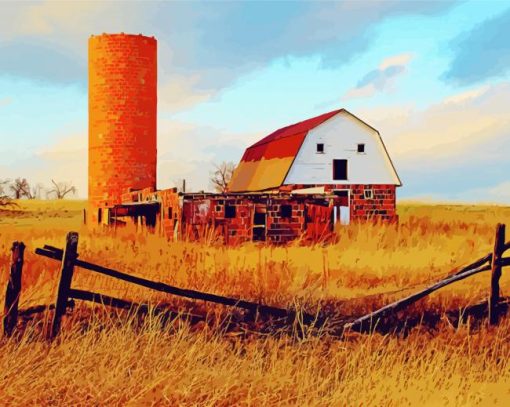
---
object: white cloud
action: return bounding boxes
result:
[460,181,510,204]
[157,119,261,192]
[362,82,510,162]
[344,53,413,100]
[34,134,87,197]
[158,75,213,113]
[442,85,491,105]
[356,81,510,201]
[0,1,129,39]
[344,85,378,100]
[379,53,413,70]
[0,114,259,199]
[0,133,87,198]
[0,1,454,104]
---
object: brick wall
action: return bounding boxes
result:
[178,196,309,244]
[323,184,397,222]
[158,189,181,238]
[266,200,306,244]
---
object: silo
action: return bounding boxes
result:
[88,33,157,222]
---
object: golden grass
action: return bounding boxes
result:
[1,199,510,406]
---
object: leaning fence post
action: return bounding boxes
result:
[489,223,505,326]
[3,241,25,337]
[49,232,79,339]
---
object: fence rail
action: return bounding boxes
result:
[35,242,322,339]
[68,288,205,325]
[346,223,509,332]
[2,223,510,338]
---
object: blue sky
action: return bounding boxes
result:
[1,0,510,202]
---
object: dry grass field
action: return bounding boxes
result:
[1,200,510,406]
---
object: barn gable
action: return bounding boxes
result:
[228,110,341,192]
[284,110,401,186]
[229,109,401,192]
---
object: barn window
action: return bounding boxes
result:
[316,143,324,153]
[357,143,365,153]
[334,190,348,198]
[364,189,373,199]
[280,205,292,218]
[225,205,236,218]
[333,159,348,180]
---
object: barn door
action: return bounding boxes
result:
[252,206,267,241]
[333,190,350,226]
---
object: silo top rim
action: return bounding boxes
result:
[90,33,156,41]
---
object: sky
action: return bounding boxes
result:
[0,0,509,203]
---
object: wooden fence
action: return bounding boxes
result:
[4,231,323,339]
[2,224,510,338]
[346,224,510,331]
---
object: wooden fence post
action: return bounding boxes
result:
[49,232,79,339]
[489,223,505,326]
[3,241,25,337]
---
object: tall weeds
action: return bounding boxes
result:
[0,200,509,405]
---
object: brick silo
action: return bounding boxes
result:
[88,33,157,223]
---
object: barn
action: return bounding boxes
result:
[229,108,401,225]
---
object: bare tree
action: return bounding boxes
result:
[9,178,31,199]
[0,179,16,207]
[47,179,76,199]
[210,161,236,193]
[0,194,12,207]
[30,183,45,200]
[0,179,8,195]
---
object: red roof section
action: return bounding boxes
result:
[241,109,342,162]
